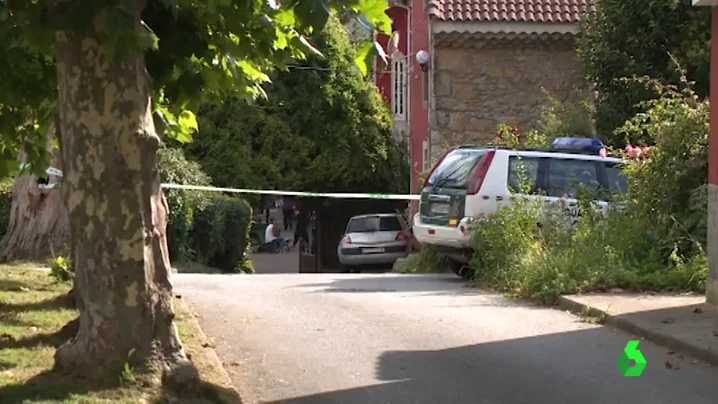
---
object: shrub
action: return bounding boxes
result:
[190,196,254,274]
[158,147,212,262]
[48,255,73,283]
[616,76,708,261]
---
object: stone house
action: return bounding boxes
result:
[425,0,594,159]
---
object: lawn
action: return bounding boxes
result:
[0,262,241,403]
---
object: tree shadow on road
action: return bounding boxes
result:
[270,315,718,404]
[294,273,478,295]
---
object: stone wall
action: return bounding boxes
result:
[430,39,585,158]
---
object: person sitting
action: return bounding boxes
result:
[264,219,287,252]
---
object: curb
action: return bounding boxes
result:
[557,296,718,367]
[177,299,235,387]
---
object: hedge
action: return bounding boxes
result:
[158,147,253,273]
[190,196,254,274]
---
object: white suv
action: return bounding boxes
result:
[412,138,627,277]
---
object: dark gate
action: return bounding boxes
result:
[298,209,319,273]
[297,198,407,273]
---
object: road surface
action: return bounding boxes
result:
[175,273,718,404]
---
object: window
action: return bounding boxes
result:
[347,216,402,233]
[546,158,600,198]
[426,149,486,189]
[507,156,541,194]
[391,56,406,120]
[604,162,628,195]
[423,141,429,171]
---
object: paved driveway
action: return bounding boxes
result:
[175,273,718,404]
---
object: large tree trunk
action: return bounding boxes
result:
[0,125,70,262]
[51,6,196,384]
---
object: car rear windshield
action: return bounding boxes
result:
[347,216,402,233]
[427,149,487,189]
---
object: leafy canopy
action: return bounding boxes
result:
[577,0,710,146]
[0,0,392,178]
[183,17,409,195]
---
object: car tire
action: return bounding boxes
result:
[445,258,473,280]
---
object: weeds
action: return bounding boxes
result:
[48,256,73,283]
[400,246,442,273]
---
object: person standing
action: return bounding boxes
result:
[282,195,295,231]
[293,204,309,249]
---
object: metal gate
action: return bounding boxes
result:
[298,210,319,273]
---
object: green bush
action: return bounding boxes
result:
[48,255,73,283]
[191,196,254,274]
[158,147,212,262]
[617,78,708,261]
[0,178,12,241]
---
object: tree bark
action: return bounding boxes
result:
[0,124,70,262]
[51,6,196,383]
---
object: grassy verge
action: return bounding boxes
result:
[0,262,240,403]
[394,247,443,273]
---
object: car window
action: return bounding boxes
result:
[546,158,600,198]
[604,162,628,195]
[347,216,402,233]
[507,156,541,194]
[426,149,486,188]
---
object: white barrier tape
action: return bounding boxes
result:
[17,164,64,178]
[160,183,421,201]
[33,167,420,200]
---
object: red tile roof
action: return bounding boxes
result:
[426,0,594,24]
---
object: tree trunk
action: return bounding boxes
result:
[0,124,70,262]
[51,6,196,384]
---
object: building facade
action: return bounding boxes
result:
[425,0,592,160]
[373,0,431,197]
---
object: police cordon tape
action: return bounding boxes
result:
[35,166,421,200]
[162,183,420,200]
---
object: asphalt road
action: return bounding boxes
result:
[175,273,718,404]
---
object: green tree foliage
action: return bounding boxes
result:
[184,17,409,194]
[0,0,394,380]
[0,0,393,178]
[577,0,711,145]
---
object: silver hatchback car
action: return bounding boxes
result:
[337,213,412,272]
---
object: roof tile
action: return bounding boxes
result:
[426,0,595,24]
